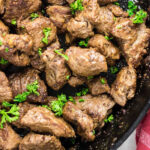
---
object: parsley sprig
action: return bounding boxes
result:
[127,1,137,16]
[14,80,39,103]
[104,114,114,123]
[79,38,89,47]
[0,58,8,65]
[42,28,51,45]
[0,103,20,128]
[30,13,39,21]
[76,88,88,96]
[70,0,84,15]
[54,49,69,61]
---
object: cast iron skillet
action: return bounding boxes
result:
[4,0,150,149]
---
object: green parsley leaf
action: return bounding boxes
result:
[79,99,84,102]
[110,66,118,74]
[66,75,70,80]
[21,26,25,29]
[104,114,114,123]
[2,102,13,107]
[70,0,84,15]
[127,1,137,16]
[114,2,120,6]
[100,78,106,84]
[116,25,122,29]
[76,88,88,96]
[92,130,95,135]
[68,96,76,104]
[38,48,42,56]
[42,28,51,45]
[0,104,19,128]
[42,105,51,111]
[26,80,40,96]
[54,49,69,61]
[132,10,147,24]
[11,19,17,25]
[104,36,113,41]
[5,48,9,52]
[41,9,46,15]
[14,80,39,103]
[87,76,94,80]
[79,38,89,47]
[0,58,8,65]
[0,40,2,46]
[30,13,39,21]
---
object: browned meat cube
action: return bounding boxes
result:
[3,0,41,23]
[75,95,115,128]
[88,34,120,60]
[66,14,94,39]
[47,0,66,5]
[9,69,48,104]
[107,4,128,17]
[66,46,107,77]
[12,102,35,128]
[123,24,150,67]
[46,5,72,32]
[63,102,95,141]
[19,133,64,150]
[111,66,137,106]
[87,77,110,95]
[0,21,9,35]
[96,7,114,35]
[0,0,4,14]
[98,0,117,5]
[68,75,86,87]
[0,71,13,103]
[18,16,57,51]
[0,34,33,66]
[21,107,75,138]
[0,124,21,150]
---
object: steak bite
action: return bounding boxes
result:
[0,124,21,150]
[66,14,94,39]
[18,15,57,51]
[75,95,115,128]
[0,34,33,66]
[47,0,66,5]
[3,0,42,23]
[66,46,107,77]
[63,102,95,141]
[9,69,48,104]
[46,5,72,32]
[88,34,120,60]
[19,133,64,150]
[111,66,137,106]
[0,71,13,103]
[21,107,75,138]
[87,77,110,95]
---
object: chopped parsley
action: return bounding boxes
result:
[66,75,70,80]
[21,26,25,29]
[76,88,88,96]
[42,27,51,45]
[116,25,122,29]
[5,48,9,52]
[79,99,84,102]
[0,104,19,128]
[104,114,114,123]
[110,66,118,74]
[92,130,95,135]
[0,58,8,65]
[79,38,89,47]
[114,2,120,6]
[54,49,69,61]
[132,10,147,24]
[127,1,137,16]
[41,9,46,15]
[87,76,94,80]
[0,40,2,46]
[42,105,51,111]
[100,78,106,84]
[51,94,68,116]
[38,48,42,56]
[11,19,17,25]
[104,36,113,41]
[2,102,13,108]
[30,13,39,21]
[14,80,39,103]
[70,0,84,15]
[68,96,76,104]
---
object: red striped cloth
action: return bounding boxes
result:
[136,110,150,150]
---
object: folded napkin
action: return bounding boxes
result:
[136,110,150,150]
